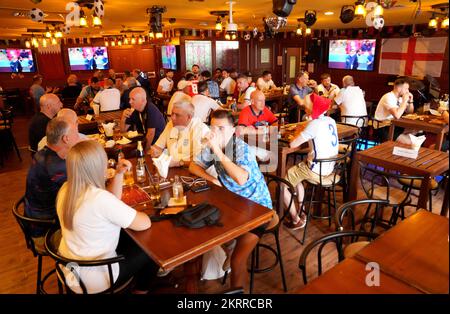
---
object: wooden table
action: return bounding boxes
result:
[296,257,422,294]
[354,210,449,294]
[78,110,123,134]
[388,115,448,150]
[348,141,449,209]
[125,161,273,293]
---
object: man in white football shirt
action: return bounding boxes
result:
[284,93,338,230]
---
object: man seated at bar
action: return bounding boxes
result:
[61,74,82,99]
[288,71,317,123]
[317,73,340,100]
[120,77,139,110]
[120,87,166,151]
[150,100,209,168]
[28,93,63,153]
[91,77,121,112]
[374,78,414,141]
[29,74,58,109]
[334,75,368,127]
[189,109,273,291]
[256,70,277,92]
[192,81,221,123]
[56,140,157,294]
[283,93,337,229]
[25,117,81,234]
[167,80,192,115]
[74,76,102,112]
[37,108,86,151]
[157,69,174,95]
[236,90,277,135]
[236,74,256,111]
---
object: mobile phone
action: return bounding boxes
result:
[191,184,210,193]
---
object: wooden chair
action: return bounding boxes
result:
[45,227,135,294]
[12,196,57,294]
[0,109,22,167]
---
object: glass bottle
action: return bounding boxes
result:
[135,141,146,184]
[263,121,270,143]
[172,175,184,202]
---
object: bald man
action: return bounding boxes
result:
[28,93,63,152]
[237,90,277,135]
[120,87,166,150]
[334,75,367,127]
[37,108,85,151]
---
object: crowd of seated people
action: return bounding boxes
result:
[23,65,449,295]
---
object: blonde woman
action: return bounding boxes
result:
[56,140,156,294]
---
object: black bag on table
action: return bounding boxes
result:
[173,202,223,228]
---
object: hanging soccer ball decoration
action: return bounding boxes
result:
[62,24,71,35]
[373,17,385,30]
[244,32,251,41]
[29,8,44,22]
[252,27,258,38]
[94,0,105,18]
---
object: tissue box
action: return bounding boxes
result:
[392,145,418,159]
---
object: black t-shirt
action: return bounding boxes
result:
[28,112,51,152]
[25,146,67,222]
[125,101,166,145]
[61,85,82,99]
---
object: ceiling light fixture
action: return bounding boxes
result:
[225,1,238,40]
[305,27,311,35]
[111,40,116,46]
[215,17,223,31]
[93,15,102,27]
[45,27,52,38]
[373,1,384,17]
[104,39,109,46]
[296,24,302,35]
[354,0,366,17]
[25,40,31,48]
[79,9,88,27]
[324,11,334,16]
[155,32,163,39]
[442,16,449,29]
[428,14,438,29]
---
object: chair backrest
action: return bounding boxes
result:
[12,196,55,257]
[340,115,368,129]
[0,109,13,129]
[335,199,389,232]
[298,230,378,284]
[263,173,297,222]
[312,149,352,187]
[358,161,424,206]
[44,227,127,294]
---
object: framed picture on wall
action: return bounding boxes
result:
[185,40,212,72]
[261,48,270,64]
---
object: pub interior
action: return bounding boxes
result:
[0,0,449,296]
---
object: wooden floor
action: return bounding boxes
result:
[0,115,447,294]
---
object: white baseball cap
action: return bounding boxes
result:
[177,80,192,90]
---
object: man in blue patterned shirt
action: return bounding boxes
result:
[189,109,272,291]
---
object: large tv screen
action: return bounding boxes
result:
[68,46,109,71]
[0,49,36,73]
[161,45,177,70]
[328,39,376,71]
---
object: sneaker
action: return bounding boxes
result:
[284,215,307,230]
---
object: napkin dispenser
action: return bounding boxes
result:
[393,134,426,159]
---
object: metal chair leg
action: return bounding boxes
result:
[249,249,256,294]
[274,231,287,292]
[36,255,43,294]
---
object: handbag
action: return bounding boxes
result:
[173,202,223,228]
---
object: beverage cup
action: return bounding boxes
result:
[92,104,100,116]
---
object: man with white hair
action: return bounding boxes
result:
[37,108,85,151]
[120,87,166,150]
[334,75,368,127]
[167,80,192,115]
[25,117,81,231]
[28,93,63,153]
[150,100,209,168]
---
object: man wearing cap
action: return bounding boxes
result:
[167,80,192,115]
[91,77,120,112]
[283,93,338,230]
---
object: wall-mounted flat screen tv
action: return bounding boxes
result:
[161,45,177,70]
[68,46,109,71]
[328,39,376,71]
[0,49,36,72]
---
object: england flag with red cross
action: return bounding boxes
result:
[379,37,448,78]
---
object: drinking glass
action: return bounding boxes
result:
[148,174,161,204]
